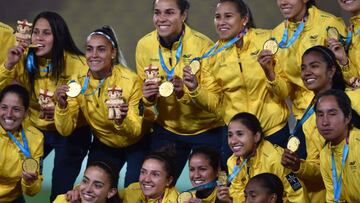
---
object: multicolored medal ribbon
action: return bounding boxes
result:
[331,137,349,202]
[279,20,305,48]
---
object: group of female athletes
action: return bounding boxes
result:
[0,0,359,202]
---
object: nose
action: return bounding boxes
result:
[6,109,13,117]
[84,183,93,193]
[321,115,330,126]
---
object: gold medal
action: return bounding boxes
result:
[327,27,339,39]
[189,60,200,75]
[177,191,193,203]
[263,39,279,55]
[22,158,38,173]
[217,171,228,186]
[66,81,81,97]
[159,81,174,97]
[287,136,300,152]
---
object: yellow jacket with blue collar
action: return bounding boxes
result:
[270,6,355,119]
[0,52,88,131]
[227,140,309,203]
[120,182,179,203]
[0,120,44,202]
[136,24,224,135]
[320,129,360,202]
[55,65,143,148]
[189,28,289,136]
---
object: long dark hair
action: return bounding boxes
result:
[86,161,121,203]
[218,0,255,28]
[306,0,316,8]
[27,11,83,94]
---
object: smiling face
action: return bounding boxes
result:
[0,93,27,132]
[301,52,335,94]
[189,154,218,188]
[153,0,187,42]
[79,166,117,203]
[315,95,351,145]
[228,120,260,158]
[277,0,308,22]
[31,18,54,58]
[214,1,248,41]
[86,35,116,79]
[139,158,173,199]
[337,0,360,15]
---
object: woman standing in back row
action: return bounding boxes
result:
[136,0,226,180]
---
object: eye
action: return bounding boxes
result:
[81,178,88,184]
[94,183,103,189]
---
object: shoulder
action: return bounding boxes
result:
[0,21,14,33]
[113,65,139,82]
[184,25,213,46]
[23,121,44,142]
[260,141,283,164]
[137,30,158,48]
[310,6,345,26]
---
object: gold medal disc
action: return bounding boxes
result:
[22,158,38,173]
[159,81,174,97]
[66,81,81,97]
[177,191,193,203]
[263,39,279,55]
[217,171,228,186]
[287,136,300,152]
[327,27,339,39]
[189,60,200,75]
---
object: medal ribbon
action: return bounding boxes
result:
[26,50,53,73]
[184,180,217,192]
[279,20,305,48]
[292,102,315,135]
[158,36,183,80]
[341,25,360,49]
[228,158,248,183]
[191,28,248,63]
[7,129,31,158]
[331,137,349,202]
[80,70,106,96]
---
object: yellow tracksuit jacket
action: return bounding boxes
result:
[228,141,309,203]
[191,188,217,203]
[298,88,360,202]
[0,52,88,131]
[55,65,143,148]
[349,15,360,76]
[0,121,44,202]
[270,6,356,119]
[0,22,16,65]
[189,28,289,136]
[136,24,224,135]
[120,182,179,203]
[320,129,360,202]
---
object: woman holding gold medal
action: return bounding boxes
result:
[0,84,44,203]
[217,112,309,203]
[177,147,222,203]
[136,0,225,181]
[183,0,290,148]
[1,12,92,202]
[336,0,360,86]
[55,26,144,187]
[279,45,360,202]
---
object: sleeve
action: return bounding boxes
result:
[21,131,44,196]
[188,60,222,114]
[266,61,292,100]
[274,161,310,203]
[320,151,335,203]
[54,97,80,136]
[341,57,359,81]
[0,63,17,88]
[0,25,16,64]
[114,77,143,139]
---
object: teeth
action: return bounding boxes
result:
[233,145,241,150]
[306,78,315,83]
[4,119,14,124]
[82,193,94,201]
[194,180,204,184]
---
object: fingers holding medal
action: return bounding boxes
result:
[263,38,279,55]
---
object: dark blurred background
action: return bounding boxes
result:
[0,0,349,69]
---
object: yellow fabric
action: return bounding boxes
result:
[349,15,360,76]
[0,52,88,131]
[190,28,289,136]
[227,141,309,203]
[0,121,44,202]
[121,182,179,203]
[191,188,217,203]
[136,24,224,135]
[55,65,143,148]
[271,6,355,119]
[320,129,360,202]
[53,194,69,203]
[0,22,16,65]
